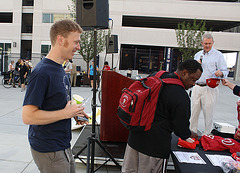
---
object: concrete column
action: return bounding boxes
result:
[234,52,240,81]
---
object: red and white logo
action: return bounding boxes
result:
[221,138,235,146]
[205,135,215,139]
[120,95,129,108]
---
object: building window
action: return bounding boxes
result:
[0,42,11,73]
[42,13,53,23]
[120,45,165,74]
[42,13,73,23]
[0,13,13,23]
[0,43,11,54]
[41,45,51,57]
[5,43,11,54]
[22,13,33,33]
[22,0,34,6]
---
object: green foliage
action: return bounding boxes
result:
[78,30,109,66]
[175,19,207,60]
[68,0,76,19]
[68,0,110,71]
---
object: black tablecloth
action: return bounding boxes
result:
[171,134,231,173]
[72,125,126,159]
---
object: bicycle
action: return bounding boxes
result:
[2,71,22,88]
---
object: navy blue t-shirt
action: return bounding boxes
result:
[23,58,72,153]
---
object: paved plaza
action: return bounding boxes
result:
[0,76,239,173]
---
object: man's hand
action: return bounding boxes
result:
[215,70,223,77]
[64,101,90,125]
[197,59,202,64]
[64,101,88,119]
[185,138,195,143]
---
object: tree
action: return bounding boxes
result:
[68,0,110,72]
[175,19,207,61]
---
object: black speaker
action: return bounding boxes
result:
[76,0,109,29]
[106,35,118,54]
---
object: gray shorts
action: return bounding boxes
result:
[31,147,76,173]
[122,144,167,173]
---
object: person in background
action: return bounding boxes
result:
[64,59,72,82]
[8,60,15,84]
[25,58,33,70]
[13,59,21,88]
[25,61,32,78]
[122,59,202,173]
[222,78,240,140]
[102,61,111,71]
[70,59,77,87]
[190,33,228,135]
[19,59,28,92]
[8,60,15,71]
[22,19,89,173]
[88,60,99,90]
[222,79,240,96]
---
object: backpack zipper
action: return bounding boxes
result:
[123,89,138,112]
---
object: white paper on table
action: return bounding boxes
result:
[205,154,235,167]
[173,151,206,164]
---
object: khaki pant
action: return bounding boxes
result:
[31,147,76,173]
[190,85,219,135]
[71,73,77,87]
[122,144,167,173]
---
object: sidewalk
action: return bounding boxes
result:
[0,77,239,173]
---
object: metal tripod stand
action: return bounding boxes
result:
[74,28,121,173]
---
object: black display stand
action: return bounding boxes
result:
[72,125,126,169]
[74,28,121,173]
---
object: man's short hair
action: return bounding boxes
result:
[178,59,203,74]
[50,19,83,46]
[202,33,214,41]
[104,61,108,65]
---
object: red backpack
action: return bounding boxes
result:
[117,71,184,132]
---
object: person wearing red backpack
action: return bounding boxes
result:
[122,59,202,173]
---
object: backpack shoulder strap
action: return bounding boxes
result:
[163,78,185,88]
[153,71,185,88]
[154,70,168,78]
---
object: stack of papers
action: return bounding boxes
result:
[206,154,235,167]
[173,151,234,167]
[173,151,206,164]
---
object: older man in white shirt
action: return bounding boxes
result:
[190,33,228,135]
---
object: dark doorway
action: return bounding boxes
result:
[21,40,32,59]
